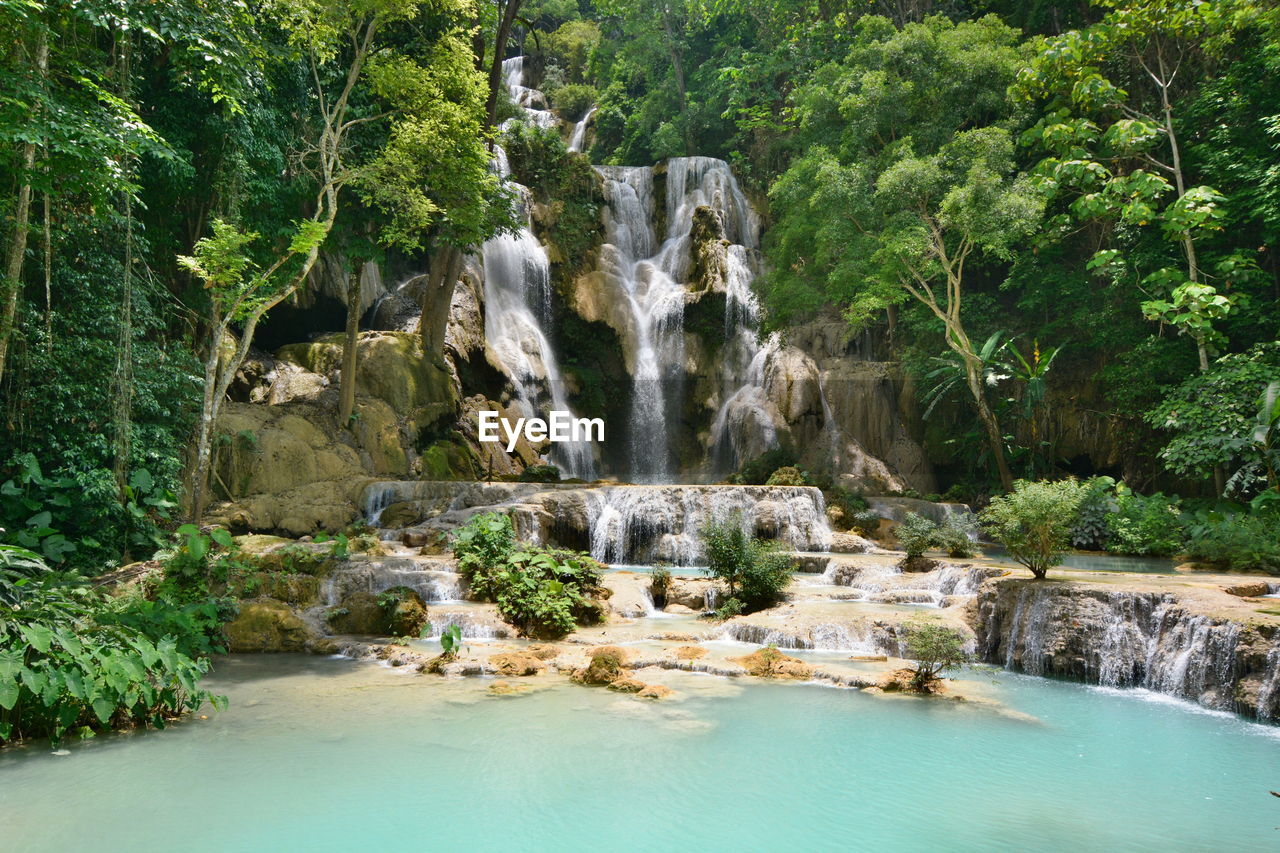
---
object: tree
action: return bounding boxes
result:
[903,618,970,692]
[1147,342,1280,493]
[1016,0,1270,374]
[980,478,1088,579]
[765,16,1037,490]
[181,0,407,520]
[700,513,793,613]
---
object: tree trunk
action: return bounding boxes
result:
[965,357,1014,491]
[659,5,692,155]
[189,316,224,521]
[418,245,465,357]
[338,262,364,426]
[485,0,524,129]
[0,30,48,385]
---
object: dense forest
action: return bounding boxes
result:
[1,0,1278,741]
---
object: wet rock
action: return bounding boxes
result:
[672,646,707,660]
[607,677,645,693]
[1225,582,1269,598]
[571,646,630,685]
[224,600,318,652]
[732,647,814,679]
[637,684,675,699]
[830,532,879,554]
[489,652,545,677]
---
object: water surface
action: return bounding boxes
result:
[2,655,1277,852]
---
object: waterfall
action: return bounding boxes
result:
[325,558,462,605]
[568,105,596,153]
[592,156,776,482]
[978,583,1280,720]
[582,484,831,564]
[481,58,596,479]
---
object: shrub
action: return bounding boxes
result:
[935,518,976,558]
[454,514,603,639]
[766,466,807,486]
[895,513,939,559]
[493,547,604,639]
[1105,486,1183,556]
[847,510,882,536]
[548,83,597,121]
[452,512,516,599]
[649,565,672,607]
[980,479,1088,580]
[1184,509,1280,575]
[903,619,971,692]
[518,464,561,483]
[701,514,793,613]
[734,446,799,485]
[0,544,222,746]
[1070,476,1118,550]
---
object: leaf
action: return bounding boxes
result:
[0,679,18,711]
[210,529,235,548]
[20,624,53,654]
[91,697,114,725]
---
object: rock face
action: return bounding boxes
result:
[223,600,320,652]
[974,580,1280,720]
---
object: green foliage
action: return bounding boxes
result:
[895,513,940,560]
[903,618,971,691]
[1147,343,1280,488]
[1104,487,1184,557]
[713,596,745,621]
[1184,507,1280,575]
[517,464,562,483]
[451,512,517,599]
[649,565,672,607]
[452,513,600,638]
[491,548,602,639]
[733,446,799,485]
[0,546,222,746]
[765,466,807,487]
[700,514,793,613]
[935,519,976,559]
[1070,476,1119,550]
[502,121,603,275]
[548,83,597,121]
[980,479,1088,579]
[439,623,463,656]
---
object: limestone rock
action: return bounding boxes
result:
[732,647,814,679]
[224,600,317,652]
[489,652,545,677]
[571,646,629,685]
[607,677,645,693]
[637,684,675,699]
[1225,582,1270,598]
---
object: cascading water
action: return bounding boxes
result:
[582,484,831,564]
[977,583,1280,720]
[482,58,595,479]
[591,156,779,482]
[596,167,686,481]
[567,105,596,153]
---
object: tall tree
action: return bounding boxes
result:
[764,15,1034,489]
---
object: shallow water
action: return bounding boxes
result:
[982,546,1177,574]
[2,655,1278,852]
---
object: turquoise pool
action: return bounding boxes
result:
[1,655,1277,852]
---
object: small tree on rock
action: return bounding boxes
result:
[980,479,1087,580]
[903,619,970,692]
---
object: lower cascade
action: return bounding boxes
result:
[975,582,1280,720]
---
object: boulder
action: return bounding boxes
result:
[326,591,388,635]
[830,532,878,554]
[607,677,646,693]
[637,684,674,699]
[223,600,317,652]
[732,647,814,680]
[1224,582,1270,598]
[489,652,545,677]
[571,646,629,685]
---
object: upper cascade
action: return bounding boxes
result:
[481,56,596,479]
